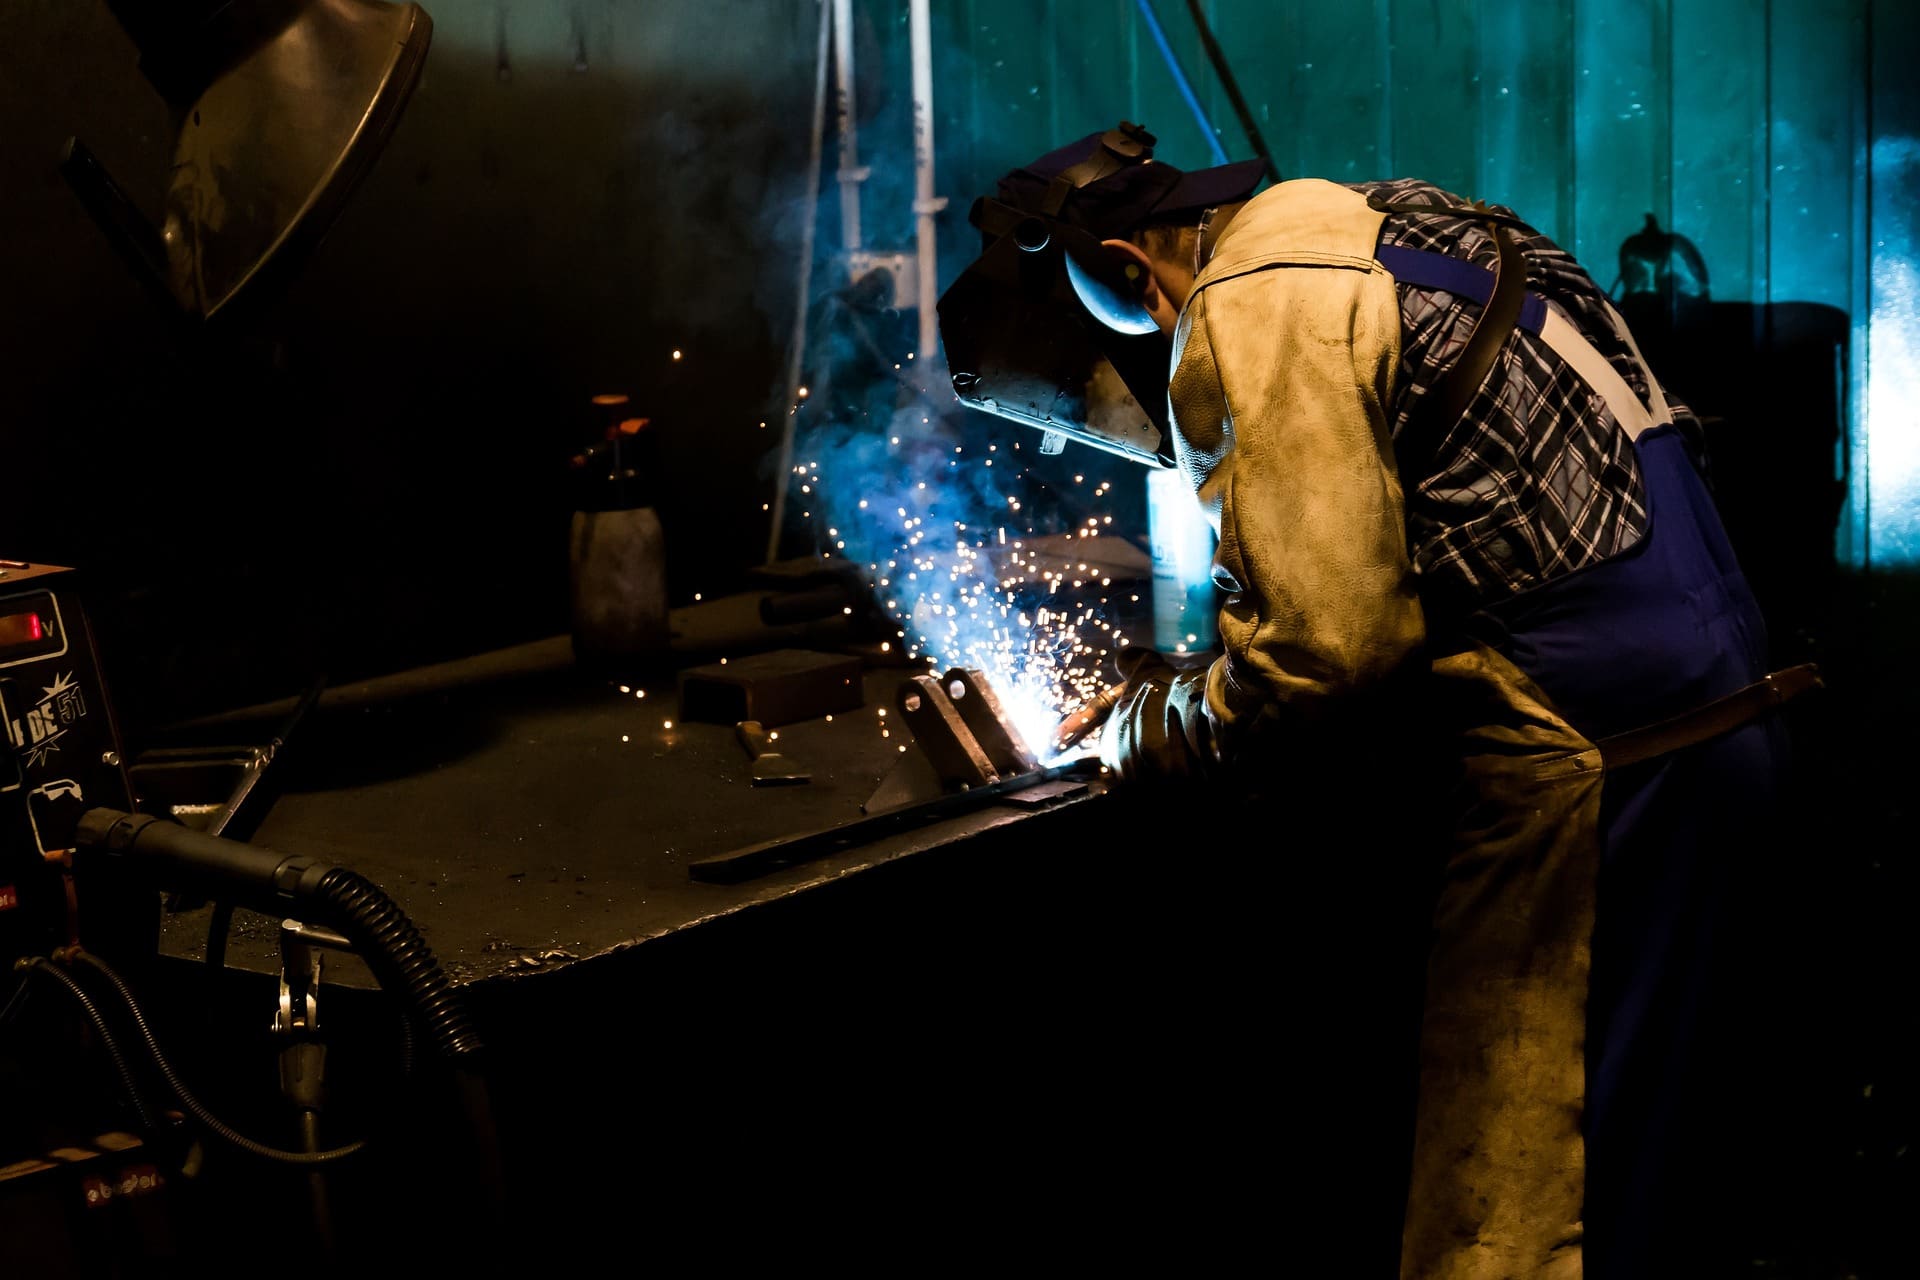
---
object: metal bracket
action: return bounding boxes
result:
[274,919,351,1037]
[895,668,1039,790]
[862,668,1043,815]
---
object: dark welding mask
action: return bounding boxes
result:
[937,123,1264,468]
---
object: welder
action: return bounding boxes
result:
[938,124,1811,1278]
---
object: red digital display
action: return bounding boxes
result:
[0,594,58,661]
[0,613,45,645]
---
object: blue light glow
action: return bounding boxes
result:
[1868,137,1920,566]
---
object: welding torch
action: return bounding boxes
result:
[1051,683,1127,756]
[1051,647,1194,756]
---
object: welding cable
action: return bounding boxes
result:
[0,970,30,1031]
[73,811,502,1198]
[316,865,505,1205]
[1132,0,1231,166]
[1182,0,1279,184]
[285,868,504,1202]
[75,810,484,1064]
[19,958,166,1136]
[308,866,482,1062]
[68,950,367,1166]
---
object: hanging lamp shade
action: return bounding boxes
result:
[62,0,433,322]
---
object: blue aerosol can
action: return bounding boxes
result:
[1146,465,1219,654]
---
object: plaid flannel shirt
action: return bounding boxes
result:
[1352,179,1701,614]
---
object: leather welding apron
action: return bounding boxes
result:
[1386,254,1789,1278]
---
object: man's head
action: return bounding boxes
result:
[933,124,1264,466]
[991,124,1263,335]
[1108,205,1248,334]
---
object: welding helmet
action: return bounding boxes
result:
[936,123,1264,467]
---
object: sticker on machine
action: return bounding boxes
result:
[15,671,87,768]
[28,778,86,858]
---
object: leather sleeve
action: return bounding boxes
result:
[1169,262,1426,762]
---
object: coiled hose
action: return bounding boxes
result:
[309,866,482,1062]
[73,809,483,1065]
[69,809,497,1185]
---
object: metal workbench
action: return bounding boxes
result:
[125,627,1423,1264]
[153,632,1099,987]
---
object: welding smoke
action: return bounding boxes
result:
[785,273,1153,754]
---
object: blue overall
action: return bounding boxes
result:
[1384,243,1788,1273]
[1474,423,1787,1273]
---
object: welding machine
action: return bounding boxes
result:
[0,561,156,967]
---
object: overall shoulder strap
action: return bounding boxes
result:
[1371,199,1529,479]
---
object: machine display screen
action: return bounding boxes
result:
[0,593,61,664]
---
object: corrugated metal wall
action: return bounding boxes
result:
[851,0,1916,567]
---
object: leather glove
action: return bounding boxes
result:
[1098,647,1218,785]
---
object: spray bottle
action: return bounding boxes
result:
[567,394,669,670]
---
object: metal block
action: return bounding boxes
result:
[677,649,863,728]
[995,778,1089,810]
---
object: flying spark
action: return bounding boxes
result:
[790,409,1134,758]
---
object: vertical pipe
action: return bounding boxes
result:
[832,0,863,252]
[1132,0,1230,165]
[766,0,834,565]
[910,0,946,369]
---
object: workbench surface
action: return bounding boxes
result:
[153,634,1096,985]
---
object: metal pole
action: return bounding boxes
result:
[766,0,834,564]
[1133,0,1229,165]
[1183,0,1280,183]
[832,0,865,252]
[909,0,946,371]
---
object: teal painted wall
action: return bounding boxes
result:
[2,1,1911,717]
[848,0,1916,569]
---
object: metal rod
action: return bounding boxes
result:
[689,757,1100,884]
[1132,0,1229,165]
[832,0,863,252]
[765,0,834,564]
[1183,0,1279,183]
[909,0,946,370]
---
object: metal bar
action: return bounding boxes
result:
[209,673,326,842]
[909,0,946,368]
[1132,0,1230,165]
[832,0,864,252]
[1183,0,1279,182]
[765,0,834,564]
[687,758,1100,884]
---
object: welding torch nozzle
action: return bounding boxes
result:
[1051,684,1128,756]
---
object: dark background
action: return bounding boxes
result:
[0,2,1914,1273]
[0,0,843,727]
